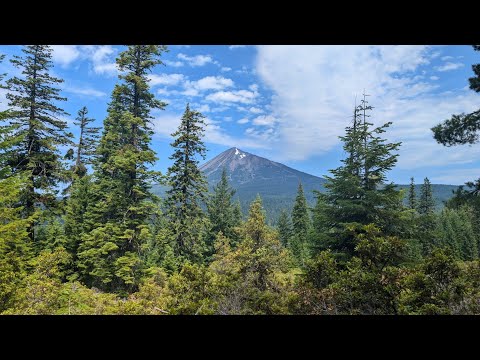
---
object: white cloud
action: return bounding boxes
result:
[235,65,250,74]
[93,62,118,75]
[177,53,213,67]
[252,114,276,126]
[206,89,258,104]
[197,104,211,113]
[51,45,80,67]
[165,60,184,67]
[430,75,440,80]
[189,76,234,91]
[255,45,480,168]
[81,45,118,76]
[441,56,454,61]
[229,45,246,50]
[237,118,249,124]
[152,112,267,149]
[245,127,278,142]
[149,73,185,86]
[435,62,464,72]
[64,86,106,98]
[221,67,232,72]
[182,88,199,97]
[249,107,263,114]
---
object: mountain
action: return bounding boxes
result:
[200,147,327,221]
[152,147,460,223]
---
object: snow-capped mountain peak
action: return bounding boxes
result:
[234,147,246,159]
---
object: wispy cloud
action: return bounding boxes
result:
[164,60,184,67]
[51,45,81,67]
[249,106,263,114]
[149,73,185,86]
[80,45,118,76]
[229,45,246,50]
[252,114,276,126]
[177,53,213,67]
[187,76,234,91]
[435,62,464,72]
[63,85,107,98]
[206,89,258,104]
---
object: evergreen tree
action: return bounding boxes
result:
[206,168,240,250]
[408,177,417,210]
[277,209,292,247]
[72,106,100,178]
[77,45,167,293]
[290,183,311,264]
[63,175,96,271]
[415,177,437,255]
[4,45,72,242]
[292,183,310,236]
[0,61,34,310]
[418,177,435,214]
[164,104,208,263]
[309,191,330,254]
[317,94,404,257]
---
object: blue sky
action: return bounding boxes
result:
[0,45,479,185]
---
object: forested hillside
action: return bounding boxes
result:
[1,45,480,315]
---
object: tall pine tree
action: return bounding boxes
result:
[164,104,208,263]
[206,168,241,250]
[4,45,72,242]
[72,106,100,178]
[408,177,417,210]
[418,177,435,214]
[77,45,167,293]
[290,182,311,264]
[0,55,34,311]
[416,177,437,255]
[317,94,405,257]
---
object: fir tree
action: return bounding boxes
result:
[290,183,311,264]
[206,168,240,250]
[418,177,435,214]
[292,183,310,236]
[63,175,96,271]
[277,209,292,247]
[318,94,404,257]
[77,45,167,293]
[4,45,72,242]
[72,106,100,178]
[408,177,417,210]
[164,104,208,263]
[0,70,34,310]
[416,177,437,255]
